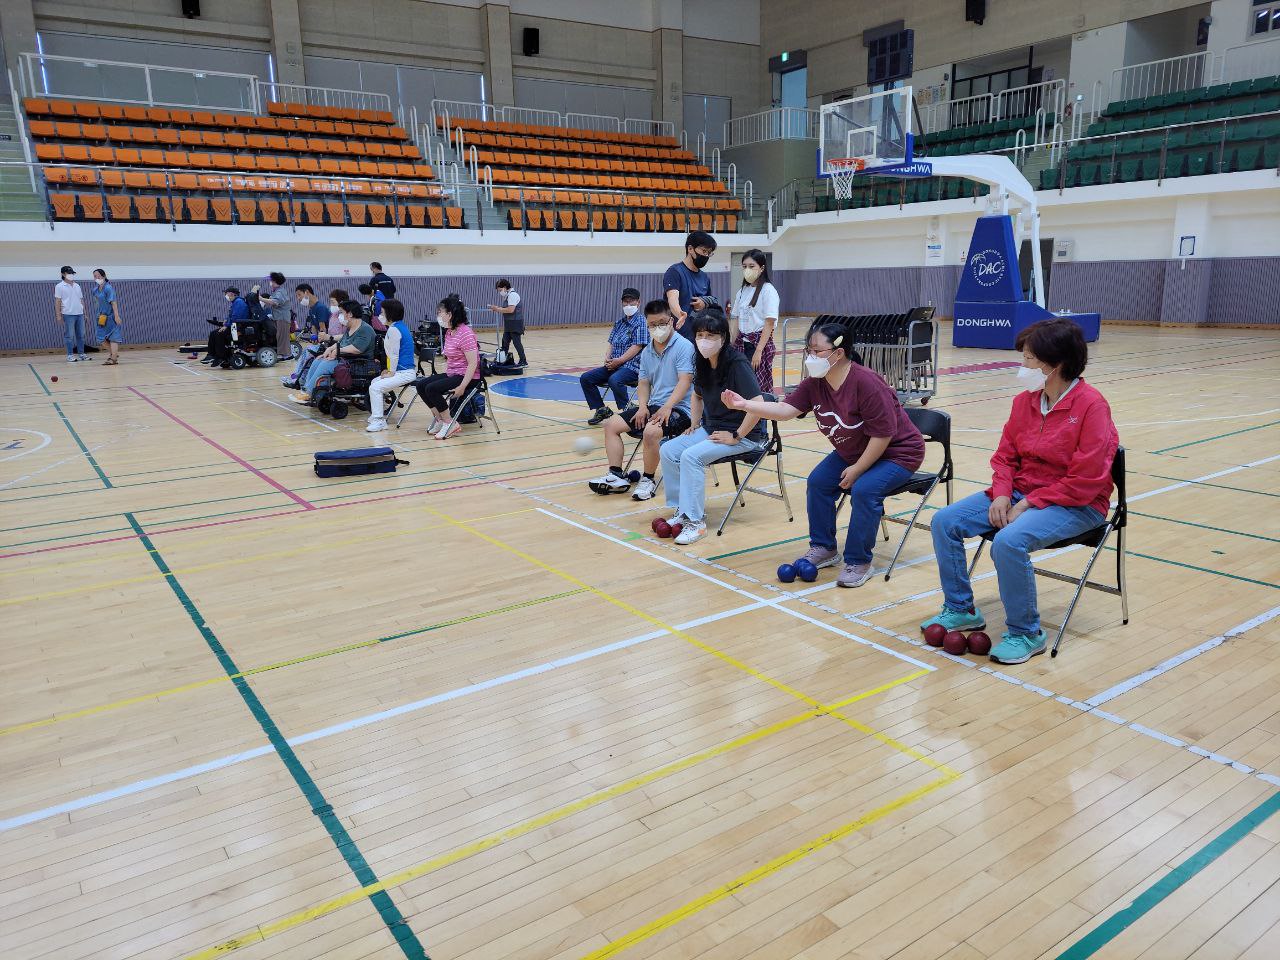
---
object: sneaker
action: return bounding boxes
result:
[79,355,88,361]
[919,607,987,634]
[667,512,689,528]
[674,522,706,545]
[837,562,873,588]
[426,416,442,435]
[366,420,387,432]
[289,392,312,405]
[587,406,614,426]
[795,545,839,570]
[588,471,631,495]
[66,355,78,363]
[989,630,1047,665]
[281,377,297,388]
[632,477,658,501]
[435,421,461,440]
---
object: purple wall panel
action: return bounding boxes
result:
[1204,257,1280,326]
[1046,260,1166,321]
[773,267,922,315]
[0,270,728,351]
[1160,259,1214,325]
[919,265,963,315]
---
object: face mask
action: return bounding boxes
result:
[1017,364,1047,392]
[650,324,672,343]
[298,297,310,307]
[226,295,234,302]
[329,304,340,314]
[691,253,710,269]
[437,314,449,326]
[742,266,761,283]
[695,337,721,358]
[622,304,639,317]
[95,278,105,286]
[804,354,832,379]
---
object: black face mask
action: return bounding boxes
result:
[690,252,710,269]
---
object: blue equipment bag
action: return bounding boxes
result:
[313,446,408,477]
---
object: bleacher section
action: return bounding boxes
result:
[441,116,741,231]
[916,110,1056,157]
[25,99,464,228]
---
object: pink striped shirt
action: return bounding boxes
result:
[444,323,479,377]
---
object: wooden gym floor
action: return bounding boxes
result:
[1,323,1279,960]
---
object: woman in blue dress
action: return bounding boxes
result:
[92,269,123,365]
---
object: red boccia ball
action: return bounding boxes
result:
[653,519,672,538]
[651,517,666,534]
[923,623,947,647]
[50,375,59,383]
[943,631,968,656]
[967,631,992,656]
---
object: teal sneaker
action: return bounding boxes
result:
[920,607,986,634]
[989,630,1047,665]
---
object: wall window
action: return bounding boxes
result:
[1253,1,1280,35]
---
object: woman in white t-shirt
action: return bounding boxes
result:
[729,249,779,393]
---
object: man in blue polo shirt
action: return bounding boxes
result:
[663,230,717,341]
[367,299,416,432]
[588,300,696,499]
[579,286,650,425]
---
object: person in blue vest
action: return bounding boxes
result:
[366,299,417,432]
[664,230,717,341]
[358,282,387,330]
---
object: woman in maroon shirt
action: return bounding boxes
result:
[724,320,924,587]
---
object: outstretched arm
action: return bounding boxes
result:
[721,389,800,421]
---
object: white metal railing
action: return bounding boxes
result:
[722,107,820,147]
[431,98,493,123]
[503,105,563,127]
[19,52,258,112]
[623,117,676,138]
[1111,51,1214,105]
[259,82,391,114]
[429,98,675,140]
[917,92,994,134]
[1222,36,1280,83]
[7,69,37,190]
[565,111,621,132]
[995,78,1064,123]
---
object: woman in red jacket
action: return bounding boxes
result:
[923,319,1119,664]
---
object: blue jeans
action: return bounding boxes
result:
[808,451,913,565]
[931,490,1105,636]
[303,358,340,395]
[580,364,638,410]
[661,426,762,524]
[62,314,84,356]
[292,343,322,380]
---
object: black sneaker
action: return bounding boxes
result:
[587,407,614,426]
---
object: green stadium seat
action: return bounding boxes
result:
[1076,163,1099,187]
[1118,158,1141,182]
[1162,108,1187,125]
[1103,119,1123,135]
[1227,97,1258,117]
[1190,124,1221,147]
[1167,90,1194,107]
[1165,130,1189,150]
[1137,134,1163,153]
[1252,75,1280,93]
[1086,121,1106,137]
[1163,152,1187,177]
[1183,151,1208,176]
[1186,105,1210,123]
[1227,121,1259,142]
[972,138,990,152]
[1139,155,1162,180]
[1122,115,1147,132]
[1206,101,1231,121]
[1255,91,1280,111]
[1264,142,1280,168]
[1231,145,1261,171]
[1039,167,1059,190]
[1258,117,1280,140]
[1224,79,1254,98]
[1119,137,1145,156]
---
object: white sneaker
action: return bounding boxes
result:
[78,355,88,361]
[435,421,461,440]
[588,471,631,495]
[632,476,658,501]
[366,420,387,432]
[66,355,78,363]
[674,522,707,545]
[667,512,688,527]
[426,416,442,435]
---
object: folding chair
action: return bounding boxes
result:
[394,374,501,435]
[709,394,794,536]
[880,407,954,581]
[966,446,1129,657]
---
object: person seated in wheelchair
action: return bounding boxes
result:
[724,319,925,588]
[587,300,695,501]
[366,299,417,433]
[921,319,1117,665]
[205,287,250,366]
[414,294,479,441]
[283,288,349,388]
[657,305,766,546]
[289,300,375,405]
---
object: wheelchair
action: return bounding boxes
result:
[309,331,391,420]
[177,316,280,369]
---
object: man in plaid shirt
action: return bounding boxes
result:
[580,287,651,425]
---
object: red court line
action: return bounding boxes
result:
[0,463,598,560]
[937,361,1020,375]
[129,386,316,511]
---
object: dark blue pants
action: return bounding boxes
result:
[580,365,638,410]
[807,451,912,565]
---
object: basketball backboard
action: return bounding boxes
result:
[820,86,913,176]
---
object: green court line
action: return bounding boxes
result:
[124,513,429,960]
[1108,546,1280,591]
[1147,475,1280,499]
[705,508,922,561]
[1057,790,1280,960]
[1152,419,1280,455]
[51,402,112,488]
[1129,511,1280,543]
[26,363,51,396]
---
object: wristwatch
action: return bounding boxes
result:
[732,430,742,442]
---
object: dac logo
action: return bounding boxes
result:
[969,248,1006,287]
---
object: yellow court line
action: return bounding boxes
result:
[180,670,930,960]
[213,402,295,443]
[0,586,582,738]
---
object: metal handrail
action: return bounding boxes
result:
[565,111,621,132]
[1111,51,1216,106]
[19,52,259,112]
[1222,35,1280,83]
[428,97,675,139]
[995,78,1064,123]
[259,82,391,113]
[918,92,994,135]
[722,106,820,147]
[7,68,37,191]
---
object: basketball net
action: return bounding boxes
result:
[828,157,866,200]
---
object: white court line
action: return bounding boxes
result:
[250,393,340,432]
[0,429,51,463]
[1128,452,1280,502]
[0,591,805,833]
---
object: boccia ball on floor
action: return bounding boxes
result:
[573,436,594,455]
[794,559,818,582]
[923,624,946,647]
[777,563,797,584]
[967,632,992,656]
[943,631,968,655]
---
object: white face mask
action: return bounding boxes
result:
[329,303,340,314]
[804,354,832,379]
[622,304,639,317]
[649,324,672,344]
[1017,364,1048,392]
[695,337,721,359]
[742,266,761,284]
[226,295,234,302]
[298,297,310,307]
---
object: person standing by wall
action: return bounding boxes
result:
[264,272,292,361]
[488,279,528,366]
[91,269,124,365]
[369,261,396,299]
[53,266,86,363]
[729,249,779,393]
[664,231,716,341]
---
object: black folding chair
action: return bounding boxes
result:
[710,393,794,536]
[967,446,1129,657]
[621,428,664,493]
[881,407,954,581]
[394,374,502,434]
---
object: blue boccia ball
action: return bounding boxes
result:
[795,559,819,582]
[777,563,797,583]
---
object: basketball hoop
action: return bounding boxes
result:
[828,156,866,200]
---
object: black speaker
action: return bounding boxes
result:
[522,27,540,57]
[965,0,985,25]
[181,0,201,18]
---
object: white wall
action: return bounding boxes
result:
[1068,23,1128,111]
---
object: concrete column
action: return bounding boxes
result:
[652,27,683,132]
[268,0,306,87]
[0,0,37,92]
[482,3,514,108]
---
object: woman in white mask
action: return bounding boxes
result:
[921,318,1118,665]
[722,320,924,587]
[656,306,767,545]
[729,249,779,393]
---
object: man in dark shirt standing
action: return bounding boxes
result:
[369,262,396,299]
[664,230,717,341]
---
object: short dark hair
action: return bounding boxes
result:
[685,230,717,253]
[381,298,404,323]
[224,286,240,296]
[370,261,382,271]
[357,283,373,295]
[691,308,729,341]
[269,271,286,285]
[643,299,671,317]
[495,278,511,290]
[340,299,363,317]
[329,289,349,302]
[1016,318,1089,381]
[806,321,856,365]
[295,283,314,294]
